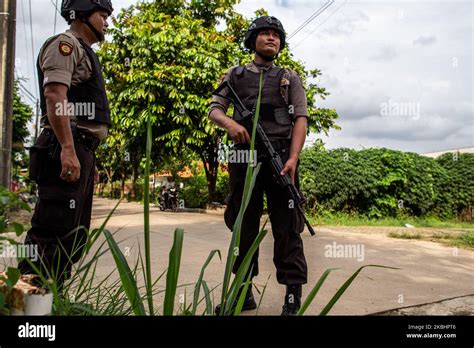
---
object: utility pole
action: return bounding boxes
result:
[34,98,39,141]
[0,0,17,189]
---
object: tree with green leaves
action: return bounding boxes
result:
[98,0,339,202]
[12,81,33,178]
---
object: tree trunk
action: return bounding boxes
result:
[104,166,114,198]
[208,160,219,203]
[120,173,126,200]
[130,159,139,200]
[201,143,219,203]
[131,173,136,200]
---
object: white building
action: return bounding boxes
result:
[421,146,474,158]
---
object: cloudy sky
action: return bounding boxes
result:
[15,0,473,154]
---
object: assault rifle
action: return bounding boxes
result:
[213,80,316,236]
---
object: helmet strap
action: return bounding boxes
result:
[255,50,278,62]
[81,16,105,42]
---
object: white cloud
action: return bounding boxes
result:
[413,35,437,46]
[369,46,398,61]
[16,0,473,154]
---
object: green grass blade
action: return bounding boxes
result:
[233,265,253,316]
[192,249,221,315]
[255,274,271,316]
[195,282,221,315]
[225,218,268,314]
[85,199,121,254]
[297,268,339,315]
[152,269,167,288]
[103,229,146,315]
[219,163,261,315]
[70,303,100,315]
[76,230,115,273]
[201,280,213,315]
[163,228,184,316]
[319,265,400,316]
[225,227,267,314]
[143,115,154,315]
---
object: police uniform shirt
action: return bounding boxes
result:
[209,61,310,119]
[38,29,108,140]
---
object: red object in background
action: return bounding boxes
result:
[11,180,19,192]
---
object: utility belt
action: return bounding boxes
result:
[30,125,100,183]
[41,125,101,154]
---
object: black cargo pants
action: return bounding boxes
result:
[224,142,308,285]
[18,128,96,286]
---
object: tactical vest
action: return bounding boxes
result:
[37,37,111,127]
[230,65,292,140]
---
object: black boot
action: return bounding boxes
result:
[215,284,257,315]
[281,284,302,316]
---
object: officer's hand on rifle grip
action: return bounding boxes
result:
[280,157,297,183]
[60,146,81,182]
[227,120,251,144]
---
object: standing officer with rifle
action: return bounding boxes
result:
[209,16,314,315]
[18,0,113,289]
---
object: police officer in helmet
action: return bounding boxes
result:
[209,16,310,315]
[18,0,113,288]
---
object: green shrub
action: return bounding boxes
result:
[299,146,473,221]
[215,169,229,204]
[435,153,474,220]
[180,172,209,208]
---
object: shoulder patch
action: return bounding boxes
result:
[59,41,73,56]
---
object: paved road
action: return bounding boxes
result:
[88,198,474,315]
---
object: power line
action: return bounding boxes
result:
[53,0,59,35]
[19,88,36,104]
[288,0,334,40]
[50,0,60,13]
[16,78,37,104]
[14,71,37,107]
[28,0,38,98]
[18,80,36,102]
[292,0,347,50]
[288,0,333,40]
[17,79,40,142]
[19,88,37,105]
[20,0,31,84]
[287,0,334,41]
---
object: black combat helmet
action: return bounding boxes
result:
[244,16,286,52]
[61,0,114,24]
[60,0,113,41]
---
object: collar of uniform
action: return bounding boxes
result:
[246,61,274,73]
[66,29,90,47]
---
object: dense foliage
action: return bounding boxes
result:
[299,145,473,220]
[97,0,339,201]
[12,81,33,178]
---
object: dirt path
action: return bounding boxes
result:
[86,198,474,315]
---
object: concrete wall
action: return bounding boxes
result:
[421,146,474,158]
